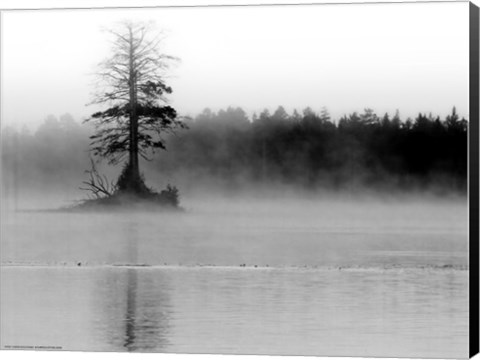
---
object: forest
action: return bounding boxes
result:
[1,106,468,198]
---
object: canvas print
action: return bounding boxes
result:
[0,1,477,359]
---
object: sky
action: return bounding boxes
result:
[0,1,470,130]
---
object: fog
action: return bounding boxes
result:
[1,2,469,129]
[1,111,469,358]
[1,107,469,266]
[0,105,468,210]
[1,109,469,267]
[1,187,468,267]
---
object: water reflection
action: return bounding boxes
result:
[124,268,137,351]
[1,265,468,357]
[97,221,173,352]
[123,222,139,351]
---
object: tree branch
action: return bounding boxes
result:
[79,158,117,198]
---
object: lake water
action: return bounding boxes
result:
[0,194,469,358]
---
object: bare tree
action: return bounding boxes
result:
[85,21,186,195]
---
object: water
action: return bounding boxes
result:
[0,194,469,358]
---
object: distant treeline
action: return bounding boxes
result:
[158,106,467,192]
[1,107,468,193]
[1,114,91,190]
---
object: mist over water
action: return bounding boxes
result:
[0,111,469,358]
[1,190,468,269]
[1,187,469,357]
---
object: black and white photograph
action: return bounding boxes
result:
[0,0,478,359]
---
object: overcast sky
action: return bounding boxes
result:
[1,1,470,129]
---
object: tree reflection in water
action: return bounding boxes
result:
[123,268,138,351]
[98,220,173,352]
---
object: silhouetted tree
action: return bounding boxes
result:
[85,21,186,195]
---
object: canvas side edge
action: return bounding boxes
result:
[470,1,480,358]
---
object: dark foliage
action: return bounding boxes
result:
[88,103,185,164]
[157,106,467,192]
[115,161,151,195]
[158,184,180,207]
[1,106,468,197]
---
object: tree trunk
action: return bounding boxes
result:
[118,26,147,194]
[129,27,139,177]
[129,36,140,182]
